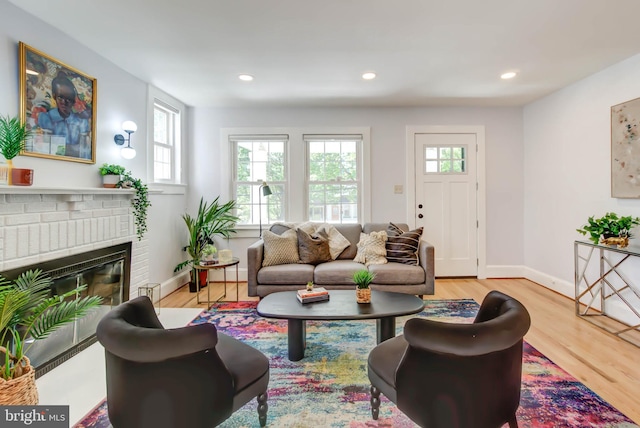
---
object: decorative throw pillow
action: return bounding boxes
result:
[386,223,423,265]
[318,225,351,259]
[297,222,351,260]
[297,228,332,265]
[354,231,388,266]
[262,229,301,267]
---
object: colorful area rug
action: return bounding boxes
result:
[75,299,638,428]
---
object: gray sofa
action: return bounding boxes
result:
[247,223,435,297]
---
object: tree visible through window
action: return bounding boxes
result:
[306,136,361,223]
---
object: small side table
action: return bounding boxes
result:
[193,257,240,307]
[138,283,161,314]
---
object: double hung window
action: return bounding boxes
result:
[152,101,181,183]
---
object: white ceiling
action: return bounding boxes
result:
[10,0,640,108]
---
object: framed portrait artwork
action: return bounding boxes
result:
[612,97,640,198]
[19,42,97,164]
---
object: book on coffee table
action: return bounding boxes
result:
[297,287,330,304]
[296,293,330,304]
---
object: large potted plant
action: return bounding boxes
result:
[174,197,239,292]
[0,269,102,404]
[577,212,640,247]
[0,115,33,186]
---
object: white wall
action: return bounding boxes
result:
[524,53,640,302]
[0,0,187,293]
[190,106,525,273]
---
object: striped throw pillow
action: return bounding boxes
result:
[386,223,423,265]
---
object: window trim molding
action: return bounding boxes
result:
[147,85,187,185]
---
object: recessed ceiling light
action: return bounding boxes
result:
[238,74,254,81]
[362,72,376,80]
[501,72,517,80]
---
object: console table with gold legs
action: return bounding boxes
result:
[574,240,640,347]
[193,257,240,307]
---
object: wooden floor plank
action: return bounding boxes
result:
[159,277,640,423]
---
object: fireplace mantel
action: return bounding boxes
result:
[0,186,136,195]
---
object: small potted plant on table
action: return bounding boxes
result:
[577,212,640,247]
[353,269,375,304]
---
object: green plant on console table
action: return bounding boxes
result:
[0,269,102,381]
[117,171,150,240]
[98,163,126,176]
[352,269,375,289]
[576,212,640,244]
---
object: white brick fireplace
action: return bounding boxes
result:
[0,187,148,298]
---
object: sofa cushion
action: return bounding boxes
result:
[314,260,364,285]
[354,231,388,266]
[297,228,332,265]
[386,223,423,265]
[368,263,425,284]
[257,263,315,285]
[262,229,300,267]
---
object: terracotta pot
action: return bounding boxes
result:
[356,287,371,304]
[10,168,33,186]
[188,270,209,293]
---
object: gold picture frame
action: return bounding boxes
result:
[19,42,97,164]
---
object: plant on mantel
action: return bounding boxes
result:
[117,171,151,240]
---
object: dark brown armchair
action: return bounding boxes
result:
[368,290,531,428]
[96,296,269,428]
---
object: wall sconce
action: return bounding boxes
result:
[114,120,137,159]
[258,181,272,237]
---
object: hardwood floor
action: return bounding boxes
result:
[159,278,640,424]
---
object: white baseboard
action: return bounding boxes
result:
[484,265,525,278]
[522,266,573,299]
[158,272,190,302]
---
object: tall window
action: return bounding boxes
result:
[306,135,361,224]
[153,101,180,183]
[232,136,287,226]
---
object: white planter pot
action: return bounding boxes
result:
[102,174,121,188]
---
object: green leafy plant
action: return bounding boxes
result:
[0,115,31,161]
[0,269,102,380]
[352,269,375,289]
[174,197,239,273]
[117,171,150,240]
[576,212,640,244]
[98,163,125,176]
[202,244,217,257]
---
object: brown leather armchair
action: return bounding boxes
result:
[96,296,269,428]
[368,290,531,428]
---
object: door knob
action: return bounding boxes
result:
[418,214,423,218]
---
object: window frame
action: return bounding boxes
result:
[147,86,186,187]
[220,127,371,238]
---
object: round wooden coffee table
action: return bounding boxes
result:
[257,290,425,361]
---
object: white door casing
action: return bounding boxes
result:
[406,126,486,279]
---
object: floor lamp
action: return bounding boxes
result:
[258,181,272,237]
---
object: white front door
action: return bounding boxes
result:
[415,133,478,276]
